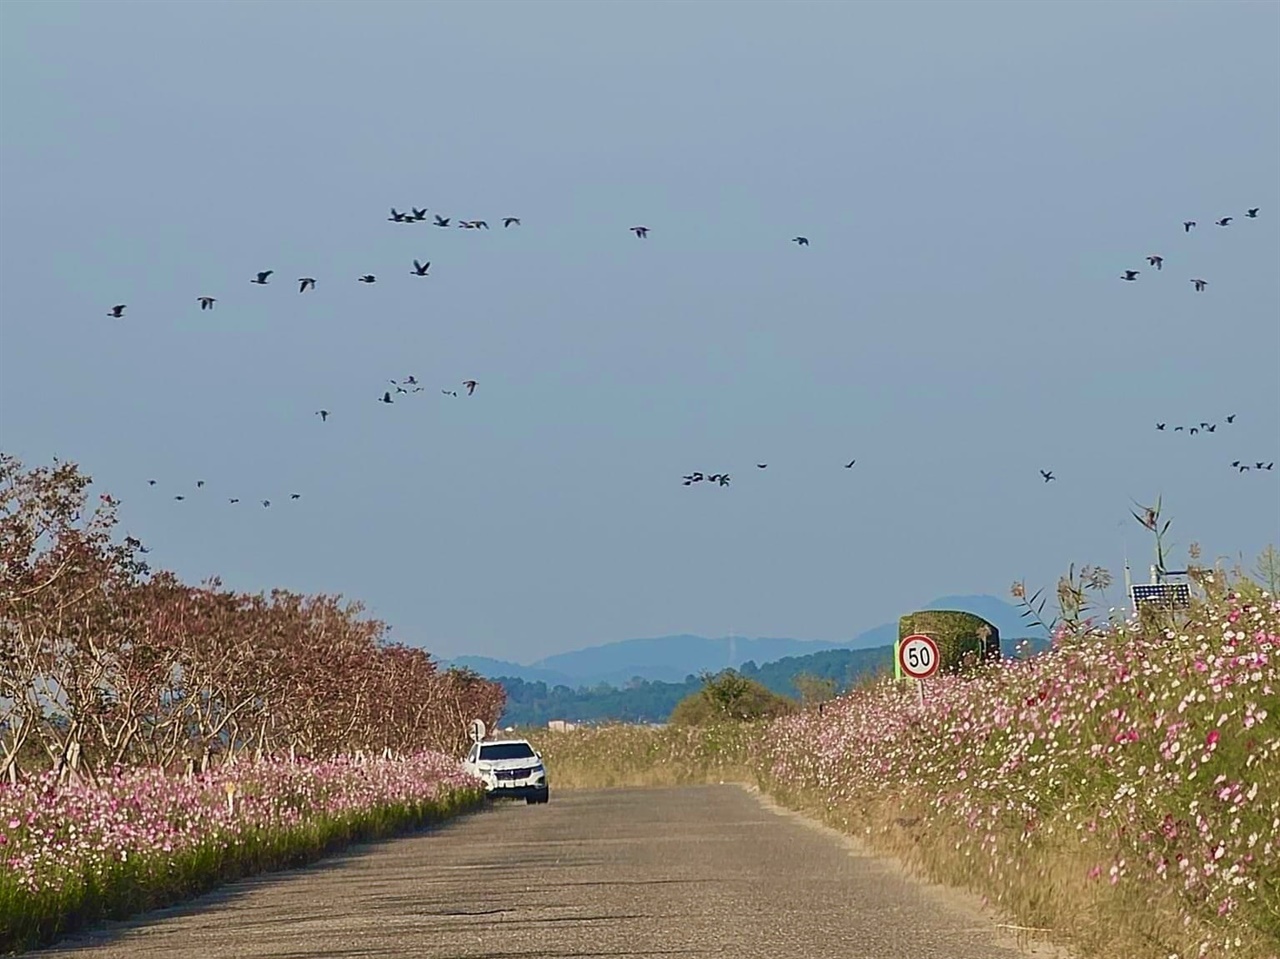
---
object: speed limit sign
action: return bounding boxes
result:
[898,634,940,680]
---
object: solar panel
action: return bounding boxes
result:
[1131,583,1191,609]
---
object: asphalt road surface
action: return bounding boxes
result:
[40,785,1065,958]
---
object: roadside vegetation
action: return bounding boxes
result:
[532,534,1280,959]
[0,456,501,952]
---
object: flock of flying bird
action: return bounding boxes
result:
[109,201,1271,508]
[1113,206,1272,478]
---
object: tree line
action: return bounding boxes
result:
[0,454,505,783]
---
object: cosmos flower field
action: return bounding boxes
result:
[0,752,483,952]
[534,590,1280,959]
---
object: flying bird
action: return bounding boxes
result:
[1246,208,1259,218]
[1183,221,1196,232]
[229,498,240,504]
[379,392,393,404]
[251,271,273,284]
[793,237,809,246]
[442,389,457,397]
[404,375,418,385]
[262,500,271,508]
[388,208,407,222]
[147,479,157,486]
[1156,423,1166,430]
[108,304,126,318]
[462,379,477,395]
[411,207,428,221]
[316,410,329,421]
[411,259,430,276]
[1040,470,1055,482]
[844,459,856,469]
[1190,428,1200,435]
[433,215,450,227]
[757,464,768,469]
[298,277,316,293]
[503,217,521,227]
[1216,217,1232,227]
[173,495,185,501]
[198,296,216,310]
[357,274,376,283]
[290,493,301,500]
[472,220,489,229]
[1121,270,1139,281]
[630,226,649,238]
[1174,426,1185,431]
[1146,255,1163,270]
[1227,414,1236,423]
[196,480,205,488]
[1238,464,1251,473]
[1191,278,1208,292]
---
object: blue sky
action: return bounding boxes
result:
[1,1,1277,662]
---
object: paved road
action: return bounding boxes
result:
[41,785,1063,958]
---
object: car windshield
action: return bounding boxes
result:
[479,742,536,761]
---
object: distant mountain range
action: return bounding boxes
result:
[447,594,1044,688]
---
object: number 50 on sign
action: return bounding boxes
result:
[898,634,940,680]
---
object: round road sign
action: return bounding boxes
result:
[898,634,940,680]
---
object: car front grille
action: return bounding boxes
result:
[495,767,533,781]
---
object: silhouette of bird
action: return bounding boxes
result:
[262,500,270,508]
[434,215,450,227]
[1265,463,1275,471]
[174,495,185,501]
[1183,221,1196,232]
[1238,464,1251,473]
[844,460,856,469]
[1146,255,1163,270]
[793,237,809,246]
[472,220,489,229]
[379,392,393,404]
[462,380,477,395]
[442,389,457,397]
[251,271,272,284]
[357,274,376,283]
[1174,426,1185,431]
[503,217,521,227]
[198,296,216,310]
[1232,461,1242,468]
[229,498,240,504]
[298,277,316,293]
[316,410,329,421]
[1207,424,1216,432]
[404,375,418,385]
[411,207,428,221]
[1040,470,1055,482]
[1191,278,1208,292]
[1227,414,1236,423]
[290,493,301,500]
[196,480,205,488]
[388,208,407,222]
[757,464,768,469]
[411,259,430,276]
[1121,270,1139,281]
[107,304,127,318]
[1246,208,1259,218]
[147,479,157,486]
[1190,428,1200,435]
[1216,217,1232,227]
[630,226,649,238]
[395,386,408,394]
[1156,423,1166,430]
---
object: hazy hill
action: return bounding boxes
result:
[448,594,1043,686]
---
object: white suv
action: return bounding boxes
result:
[462,739,549,804]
